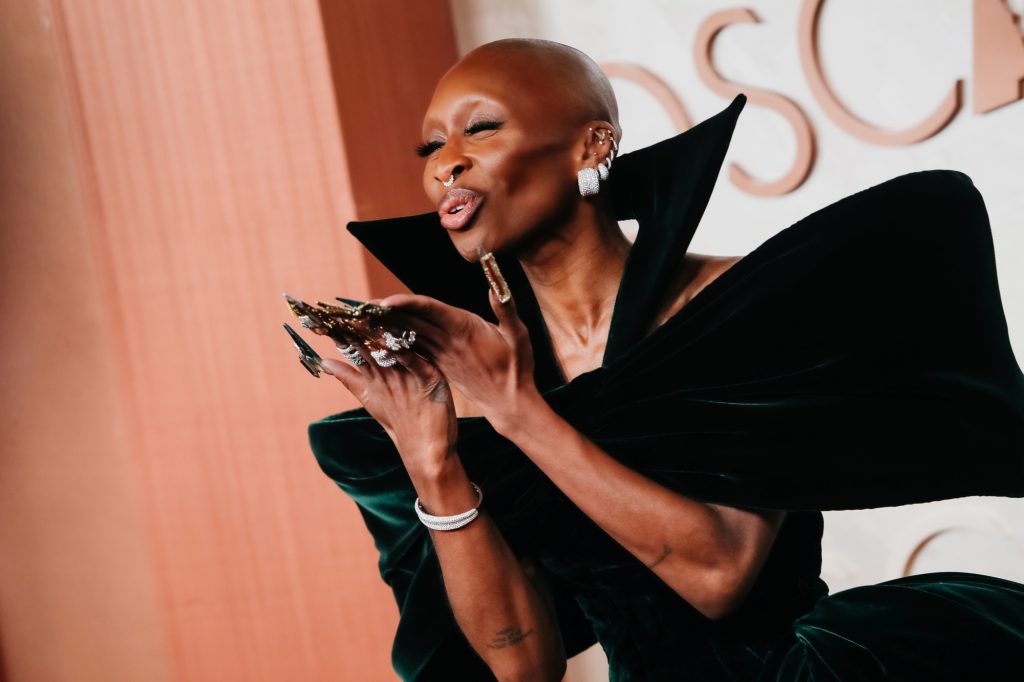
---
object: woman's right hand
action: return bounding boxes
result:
[319,332,458,478]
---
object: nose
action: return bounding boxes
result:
[433,142,471,186]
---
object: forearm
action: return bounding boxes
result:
[492,389,779,619]
[408,454,566,681]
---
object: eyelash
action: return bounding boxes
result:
[415,120,504,158]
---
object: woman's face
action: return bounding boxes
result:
[418,62,583,261]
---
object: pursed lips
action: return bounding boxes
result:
[437,187,484,231]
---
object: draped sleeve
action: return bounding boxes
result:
[547,168,1024,511]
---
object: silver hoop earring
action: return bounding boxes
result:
[577,167,600,197]
[597,156,612,181]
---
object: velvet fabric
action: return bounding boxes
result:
[308,94,1024,680]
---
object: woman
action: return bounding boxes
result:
[307,39,1024,680]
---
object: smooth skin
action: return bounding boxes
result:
[322,39,779,682]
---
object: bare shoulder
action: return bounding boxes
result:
[651,252,744,330]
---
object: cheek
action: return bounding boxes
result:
[514,171,578,244]
[495,156,575,231]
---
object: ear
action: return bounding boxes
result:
[577,120,619,173]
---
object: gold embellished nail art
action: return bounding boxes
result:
[476,246,511,303]
[283,322,325,377]
[282,293,414,357]
[320,298,392,322]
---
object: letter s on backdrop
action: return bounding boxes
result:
[695,8,816,197]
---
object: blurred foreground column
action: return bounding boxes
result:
[0,1,455,680]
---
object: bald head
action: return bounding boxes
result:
[443,38,620,139]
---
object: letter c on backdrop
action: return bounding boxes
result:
[799,0,963,145]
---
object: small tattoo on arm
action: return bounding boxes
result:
[646,543,672,569]
[487,626,534,649]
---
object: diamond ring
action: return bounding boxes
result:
[382,329,416,351]
[337,343,367,366]
[370,349,397,368]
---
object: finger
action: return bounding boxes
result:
[379,293,463,330]
[377,312,445,356]
[488,285,515,325]
[390,348,444,388]
[347,335,403,371]
[488,287,527,340]
[378,295,477,362]
[382,308,446,338]
[395,334,444,363]
[339,304,440,358]
[333,331,379,374]
[374,309,443,345]
[319,357,365,394]
[336,319,384,350]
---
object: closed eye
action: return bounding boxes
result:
[415,120,504,157]
[415,140,442,157]
[466,119,503,135]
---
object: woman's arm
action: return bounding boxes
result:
[491,390,785,620]
[408,453,566,681]
[319,338,564,681]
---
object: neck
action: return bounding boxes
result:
[513,201,631,345]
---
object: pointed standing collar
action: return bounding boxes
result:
[347,93,747,390]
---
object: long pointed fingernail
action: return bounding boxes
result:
[283,323,325,377]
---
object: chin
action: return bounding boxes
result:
[449,229,496,262]
[447,235,483,262]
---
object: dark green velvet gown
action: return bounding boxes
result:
[308,94,1024,681]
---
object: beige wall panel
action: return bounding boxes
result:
[0,0,174,680]
[2,0,457,680]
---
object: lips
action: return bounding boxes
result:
[438,188,484,231]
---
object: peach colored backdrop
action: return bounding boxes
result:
[0,1,455,680]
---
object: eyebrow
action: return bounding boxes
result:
[421,97,497,138]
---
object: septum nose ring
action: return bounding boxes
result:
[441,174,455,188]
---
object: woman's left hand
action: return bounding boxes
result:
[378,288,538,429]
